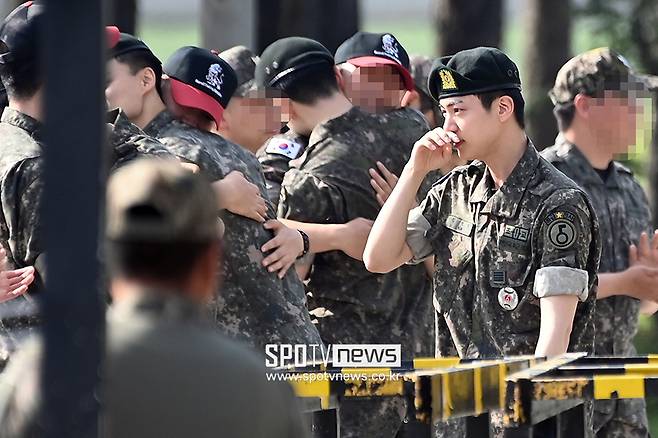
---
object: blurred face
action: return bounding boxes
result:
[219,94,283,152]
[105,59,146,120]
[339,63,406,113]
[439,94,502,162]
[587,89,645,155]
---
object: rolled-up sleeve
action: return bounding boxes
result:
[406,206,433,264]
[533,266,589,301]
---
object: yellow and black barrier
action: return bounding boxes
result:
[282,354,658,438]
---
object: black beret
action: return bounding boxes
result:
[427,47,521,102]
[255,37,334,89]
[108,31,157,60]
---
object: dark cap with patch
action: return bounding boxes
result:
[0,1,44,67]
[335,32,414,90]
[549,47,658,105]
[219,45,258,97]
[107,30,157,60]
[164,46,238,128]
[255,37,334,90]
[427,47,521,102]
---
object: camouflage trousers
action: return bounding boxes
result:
[593,399,650,438]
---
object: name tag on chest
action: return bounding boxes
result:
[445,215,474,237]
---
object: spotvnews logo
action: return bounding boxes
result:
[265,344,401,368]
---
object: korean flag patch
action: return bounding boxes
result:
[265,138,303,159]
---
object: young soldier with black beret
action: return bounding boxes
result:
[365,46,601,359]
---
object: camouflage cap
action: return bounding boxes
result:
[549,47,658,105]
[106,159,221,243]
[219,45,258,98]
[409,54,433,97]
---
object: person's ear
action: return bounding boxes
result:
[400,89,419,108]
[139,67,157,94]
[335,66,348,95]
[573,94,591,119]
[497,95,514,123]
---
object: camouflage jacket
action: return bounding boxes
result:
[143,110,322,350]
[542,137,650,355]
[108,109,176,170]
[0,108,46,291]
[407,143,601,358]
[278,106,431,357]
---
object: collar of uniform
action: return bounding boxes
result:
[110,289,204,323]
[1,107,43,141]
[555,137,621,188]
[142,109,176,138]
[479,141,541,218]
[307,106,364,148]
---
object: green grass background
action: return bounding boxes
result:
[138,15,657,433]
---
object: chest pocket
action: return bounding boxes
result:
[428,215,474,315]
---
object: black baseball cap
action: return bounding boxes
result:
[256,37,334,90]
[427,47,521,102]
[0,1,44,67]
[163,46,238,128]
[334,32,414,91]
[107,29,156,60]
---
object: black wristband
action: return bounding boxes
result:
[297,230,310,259]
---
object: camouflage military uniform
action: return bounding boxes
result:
[407,143,600,358]
[543,137,650,438]
[0,108,45,360]
[257,130,309,209]
[108,109,176,169]
[143,110,323,350]
[278,106,430,437]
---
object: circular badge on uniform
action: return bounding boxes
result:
[498,287,519,311]
[547,219,576,249]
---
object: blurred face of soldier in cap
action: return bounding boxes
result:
[584,90,643,155]
[337,63,408,113]
[215,46,285,153]
[551,48,653,157]
[217,91,283,153]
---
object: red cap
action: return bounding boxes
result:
[347,56,415,91]
[106,26,120,49]
[169,78,224,128]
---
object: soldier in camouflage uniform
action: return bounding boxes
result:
[0,3,48,358]
[543,47,658,438]
[257,36,431,438]
[138,45,323,351]
[216,46,283,155]
[364,47,601,435]
[0,159,308,438]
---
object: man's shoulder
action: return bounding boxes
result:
[530,156,584,197]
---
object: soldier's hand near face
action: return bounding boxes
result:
[408,128,456,176]
[0,247,34,303]
[212,171,268,222]
[261,220,303,278]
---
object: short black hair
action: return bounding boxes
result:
[107,240,214,282]
[476,89,525,128]
[553,102,576,132]
[279,64,339,105]
[114,50,163,98]
[0,41,42,99]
